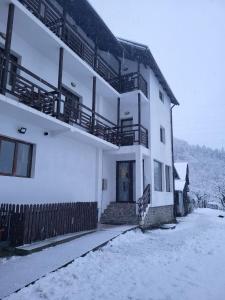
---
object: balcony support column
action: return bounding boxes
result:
[138,92,141,145]
[57,47,64,118]
[91,76,97,133]
[117,97,120,127]
[137,58,141,90]
[1,3,15,95]
[117,97,120,145]
[135,147,144,212]
[94,40,98,70]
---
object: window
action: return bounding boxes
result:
[0,136,33,178]
[154,160,163,191]
[160,126,166,143]
[165,165,172,192]
[159,90,164,102]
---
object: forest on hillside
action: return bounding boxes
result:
[174,138,225,208]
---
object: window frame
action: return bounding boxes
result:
[154,159,163,192]
[160,126,166,144]
[0,135,33,178]
[165,165,172,192]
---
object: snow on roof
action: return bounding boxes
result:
[174,162,188,181]
[175,179,186,191]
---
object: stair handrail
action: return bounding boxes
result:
[137,184,151,220]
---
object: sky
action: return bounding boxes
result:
[90,0,225,149]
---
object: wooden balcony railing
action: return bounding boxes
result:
[0,52,58,116]
[109,72,148,98]
[18,0,117,81]
[0,52,149,148]
[17,0,148,97]
[114,124,148,148]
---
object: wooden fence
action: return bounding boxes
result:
[0,202,98,247]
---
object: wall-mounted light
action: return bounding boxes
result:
[18,127,27,134]
[123,67,128,72]
[124,111,130,116]
[44,132,49,136]
[71,82,76,88]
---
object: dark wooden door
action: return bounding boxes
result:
[116,161,135,202]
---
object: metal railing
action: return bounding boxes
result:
[137,184,151,220]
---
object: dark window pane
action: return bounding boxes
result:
[154,160,163,191]
[0,140,15,174]
[166,165,171,192]
[15,143,31,177]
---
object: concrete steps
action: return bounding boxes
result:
[101,202,139,225]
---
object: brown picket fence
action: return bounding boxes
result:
[0,202,98,246]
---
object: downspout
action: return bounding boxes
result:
[170,103,176,220]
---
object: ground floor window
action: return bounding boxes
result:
[165,165,172,192]
[0,135,33,178]
[154,160,163,191]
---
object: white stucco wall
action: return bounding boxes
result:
[149,69,174,207]
[0,112,99,205]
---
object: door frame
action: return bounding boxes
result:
[121,117,133,131]
[116,160,135,203]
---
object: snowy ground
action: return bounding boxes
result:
[6,209,225,300]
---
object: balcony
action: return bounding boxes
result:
[109,72,148,98]
[0,52,149,148]
[17,0,148,97]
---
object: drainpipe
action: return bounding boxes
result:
[170,103,176,220]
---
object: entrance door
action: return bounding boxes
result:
[116,161,135,202]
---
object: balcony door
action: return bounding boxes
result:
[116,161,135,202]
[121,118,134,146]
[62,87,80,124]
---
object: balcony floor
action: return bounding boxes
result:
[0,94,118,150]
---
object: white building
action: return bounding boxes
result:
[0,0,179,245]
[174,162,190,216]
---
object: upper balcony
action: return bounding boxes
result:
[0,50,149,148]
[17,0,148,98]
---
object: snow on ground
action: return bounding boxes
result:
[6,209,225,300]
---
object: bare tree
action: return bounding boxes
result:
[193,191,208,208]
[216,185,225,209]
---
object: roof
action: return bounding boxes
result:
[56,0,124,56]
[118,38,179,105]
[174,162,188,181]
[175,180,186,192]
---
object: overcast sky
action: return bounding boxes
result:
[90,0,225,149]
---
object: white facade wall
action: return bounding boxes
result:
[149,69,173,207]
[0,112,99,204]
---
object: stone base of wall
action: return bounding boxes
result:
[142,205,175,229]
